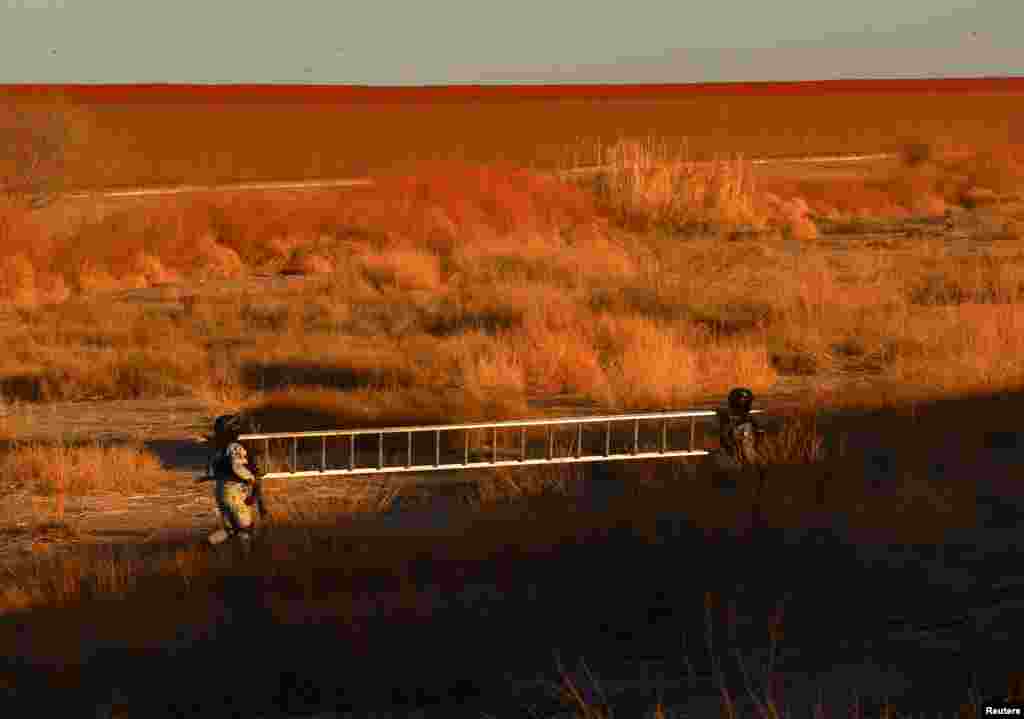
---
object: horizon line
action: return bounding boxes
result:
[4,74,1024,88]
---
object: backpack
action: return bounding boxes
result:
[717,410,763,465]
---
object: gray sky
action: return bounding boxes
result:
[2,0,1021,84]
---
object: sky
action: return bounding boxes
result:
[1,0,1021,85]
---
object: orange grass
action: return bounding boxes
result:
[3,147,1024,412]
[0,440,168,497]
[587,137,769,234]
[758,141,1024,220]
[0,159,778,410]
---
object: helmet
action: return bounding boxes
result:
[213,414,244,441]
[727,387,754,414]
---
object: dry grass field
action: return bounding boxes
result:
[3,136,1024,413]
[2,81,1024,716]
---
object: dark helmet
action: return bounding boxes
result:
[213,413,244,441]
[727,387,754,414]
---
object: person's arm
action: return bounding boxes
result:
[735,422,761,465]
[751,415,768,440]
[243,455,267,515]
[228,445,257,483]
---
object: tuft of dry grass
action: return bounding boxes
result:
[586,137,771,235]
[0,440,169,497]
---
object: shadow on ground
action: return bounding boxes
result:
[240,360,415,393]
[144,438,211,474]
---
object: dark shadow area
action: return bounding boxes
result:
[239,360,415,393]
[815,386,1024,504]
[0,479,1021,717]
[0,436,210,476]
[85,529,152,539]
[0,370,192,403]
[144,438,210,473]
[422,309,523,338]
[0,373,50,402]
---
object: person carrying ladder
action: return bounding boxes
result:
[201,414,266,548]
[709,388,766,489]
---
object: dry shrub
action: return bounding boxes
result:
[126,251,179,286]
[0,253,36,306]
[193,233,244,279]
[418,204,461,253]
[593,138,765,233]
[505,294,610,400]
[451,227,565,284]
[358,247,442,292]
[286,251,335,275]
[448,330,527,396]
[182,191,342,268]
[556,224,637,284]
[889,303,1024,393]
[914,193,947,217]
[438,281,540,334]
[950,144,1024,200]
[32,272,69,306]
[0,340,204,401]
[0,259,69,308]
[762,193,818,241]
[598,314,776,408]
[599,315,699,408]
[74,259,121,294]
[764,142,1024,220]
[900,140,935,167]
[265,233,311,265]
[0,440,169,495]
[762,175,901,219]
[0,198,59,306]
[516,324,609,401]
[756,409,826,466]
[269,484,400,522]
[370,160,596,238]
[320,259,381,304]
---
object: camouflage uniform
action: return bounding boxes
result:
[707,389,764,490]
[207,417,259,547]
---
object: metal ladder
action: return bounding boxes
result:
[239,409,762,480]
